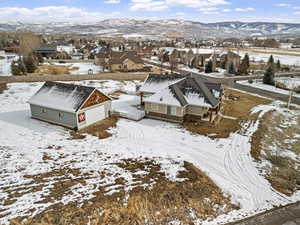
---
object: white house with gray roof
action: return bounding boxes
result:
[140,74,223,123]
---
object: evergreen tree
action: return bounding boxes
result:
[267,55,275,71]
[228,62,236,74]
[24,53,37,73]
[238,53,250,75]
[263,66,275,85]
[276,59,281,72]
[18,58,27,75]
[11,61,22,76]
[205,60,213,73]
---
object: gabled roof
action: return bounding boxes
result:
[28,82,97,113]
[144,76,222,108]
[140,73,186,94]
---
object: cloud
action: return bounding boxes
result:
[105,0,120,3]
[130,0,230,11]
[235,7,255,12]
[294,11,300,15]
[0,6,120,22]
[198,7,220,14]
[166,0,230,8]
[130,0,168,11]
[274,3,291,7]
[222,9,231,12]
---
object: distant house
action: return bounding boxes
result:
[96,51,144,72]
[56,45,75,54]
[34,46,57,58]
[139,74,223,123]
[218,51,241,72]
[28,82,111,130]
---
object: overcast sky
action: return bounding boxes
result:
[0,0,299,23]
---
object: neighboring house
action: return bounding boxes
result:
[140,74,223,123]
[218,51,241,72]
[28,82,111,130]
[96,51,144,72]
[56,45,75,54]
[34,46,57,58]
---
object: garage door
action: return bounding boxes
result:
[85,105,105,127]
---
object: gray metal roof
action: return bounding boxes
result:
[169,76,220,108]
[28,82,96,113]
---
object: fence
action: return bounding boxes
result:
[0,73,148,84]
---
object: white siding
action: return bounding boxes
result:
[77,101,111,129]
[85,105,105,126]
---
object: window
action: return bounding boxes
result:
[167,106,177,116]
[41,108,46,114]
[150,104,158,111]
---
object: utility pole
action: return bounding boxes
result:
[287,78,294,109]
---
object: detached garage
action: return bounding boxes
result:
[28,81,111,130]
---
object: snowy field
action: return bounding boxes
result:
[0,81,300,224]
[276,77,300,89]
[236,50,300,66]
[238,80,300,98]
[52,62,103,75]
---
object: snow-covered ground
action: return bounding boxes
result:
[180,66,227,78]
[238,80,300,98]
[276,77,300,89]
[0,81,300,224]
[52,62,103,75]
[236,50,300,66]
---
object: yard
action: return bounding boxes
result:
[35,62,103,75]
[184,88,271,138]
[0,81,299,224]
[251,104,300,196]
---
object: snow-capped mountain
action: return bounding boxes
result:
[0,19,300,38]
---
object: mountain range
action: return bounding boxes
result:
[1,19,300,39]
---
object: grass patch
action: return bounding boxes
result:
[0,82,7,93]
[251,108,300,196]
[9,160,238,225]
[35,65,79,75]
[70,116,119,140]
[183,89,271,138]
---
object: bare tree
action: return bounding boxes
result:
[18,32,42,56]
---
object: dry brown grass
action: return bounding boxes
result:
[9,160,238,225]
[70,116,119,140]
[184,89,271,138]
[35,65,79,75]
[251,109,300,196]
[0,82,7,93]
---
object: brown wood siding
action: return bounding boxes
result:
[81,90,110,110]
